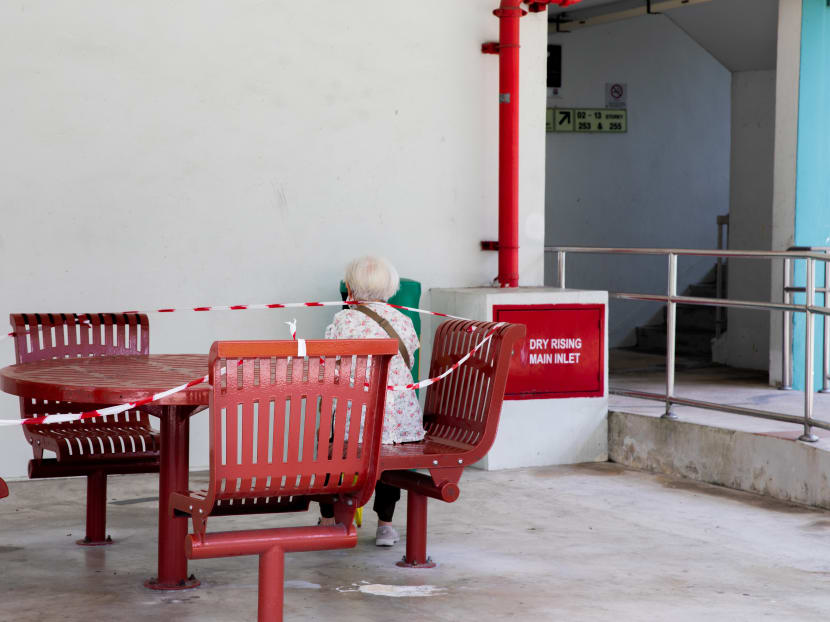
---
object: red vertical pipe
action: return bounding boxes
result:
[495,1,524,288]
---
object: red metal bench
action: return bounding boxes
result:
[172,338,398,622]
[9,312,159,545]
[379,319,525,567]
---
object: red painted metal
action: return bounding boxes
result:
[0,478,8,499]
[259,547,284,621]
[145,405,201,590]
[0,352,208,588]
[173,339,397,622]
[493,304,605,399]
[527,0,583,12]
[8,312,160,545]
[187,525,359,558]
[397,491,434,568]
[380,470,459,502]
[485,0,583,285]
[495,0,525,288]
[0,353,210,405]
[379,320,525,566]
[81,471,108,546]
[481,42,500,55]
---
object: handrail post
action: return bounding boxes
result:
[662,252,678,419]
[715,215,726,338]
[800,257,819,442]
[780,257,793,390]
[821,252,830,393]
[557,250,566,289]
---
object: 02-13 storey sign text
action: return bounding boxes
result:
[546,108,627,133]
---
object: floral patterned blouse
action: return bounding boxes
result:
[325,302,426,445]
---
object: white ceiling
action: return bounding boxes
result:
[549,0,779,72]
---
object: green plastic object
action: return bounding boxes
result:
[339,278,422,382]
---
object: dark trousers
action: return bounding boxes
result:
[320,481,401,523]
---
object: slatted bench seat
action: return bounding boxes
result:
[172,338,398,622]
[9,312,160,545]
[378,319,525,567]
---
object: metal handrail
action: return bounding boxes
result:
[549,246,830,260]
[780,247,830,394]
[544,245,829,442]
[715,215,729,338]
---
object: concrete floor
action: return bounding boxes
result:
[3,465,830,621]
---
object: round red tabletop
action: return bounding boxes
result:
[0,354,210,406]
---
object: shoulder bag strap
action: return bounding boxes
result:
[354,305,412,368]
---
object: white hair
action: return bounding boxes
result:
[345,256,400,302]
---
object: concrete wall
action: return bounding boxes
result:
[545,14,731,347]
[725,71,776,370]
[609,411,830,510]
[0,1,549,478]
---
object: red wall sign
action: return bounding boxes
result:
[492,304,605,400]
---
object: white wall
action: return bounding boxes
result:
[0,1,549,478]
[725,70,776,370]
[545,15,731,347]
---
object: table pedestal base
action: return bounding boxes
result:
[77,536,113,546]
[144,575,201,591]
[150,405,201,591]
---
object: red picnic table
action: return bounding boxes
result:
[0,353,208,590]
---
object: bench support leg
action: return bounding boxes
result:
[396,491,436,568]
[259,546,285,622]
[77,470,112,546]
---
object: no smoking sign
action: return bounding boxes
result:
[605,82,627,109]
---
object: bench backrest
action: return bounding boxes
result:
[10,313,149,364]
[9,313,151,439]
[205,339,397,512]
[423,320,525,461]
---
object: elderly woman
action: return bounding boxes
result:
[319,256,425,547]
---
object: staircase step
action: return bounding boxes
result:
[635,325,714,357]
[691,264,727,289]
[658,305,719,332]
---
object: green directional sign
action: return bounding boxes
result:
[554,108,574,132]
[547,108,627,133]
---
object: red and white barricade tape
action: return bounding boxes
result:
[120,300,470,322]
[0,324,500,426]
[0,375,209,428]
[0,301,467,343]
[0,300,500,426]
[388,322,501,391]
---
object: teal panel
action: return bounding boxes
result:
[792,0,830,391]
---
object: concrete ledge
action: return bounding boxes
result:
[609,411,830,510]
